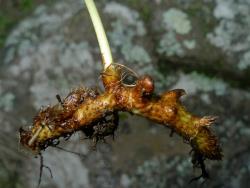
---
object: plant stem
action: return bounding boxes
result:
[84,0,113,70]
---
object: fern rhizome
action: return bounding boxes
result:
[19,0,222,185]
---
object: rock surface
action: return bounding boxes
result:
[0,0,250,187]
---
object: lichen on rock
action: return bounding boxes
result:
[134,156,192,188]
[104,2,151,66]
[162,8,192,35]
[207,0,250,70]
[0,86,15,112]
[157,8,196,57]
[171,72,227,96]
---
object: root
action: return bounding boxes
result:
[18,0,222,183]
[37,153,53,188]
[52,145,86,159]
[19,64,222,183]
[189,151,209,184]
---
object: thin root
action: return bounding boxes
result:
[38,153,53,188]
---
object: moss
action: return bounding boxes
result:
[124,0,153,22]
[19,0,34,12]
[0,161,23,188]
[0,14,16,48]
[0,0,52,48]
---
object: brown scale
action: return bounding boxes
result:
[19,87,100,152]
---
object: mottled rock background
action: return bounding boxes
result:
[0,0,250,187]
